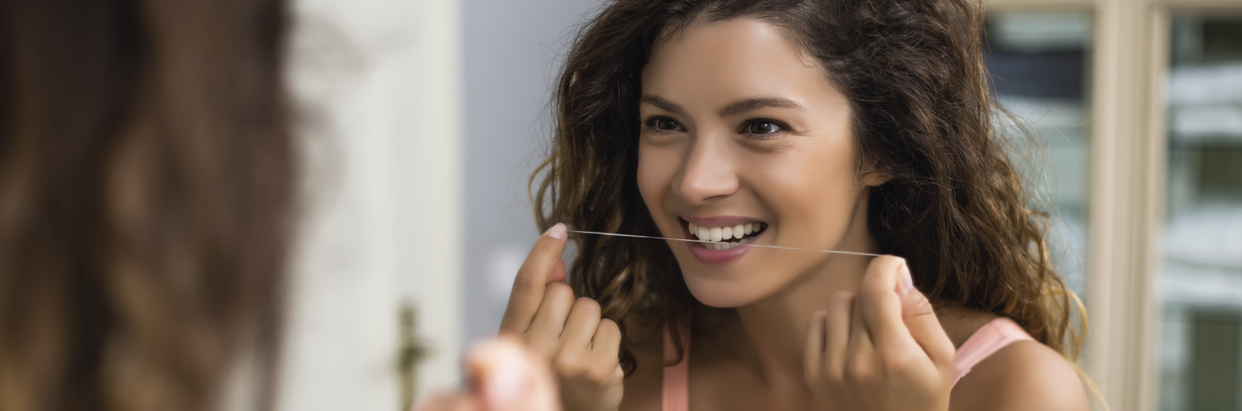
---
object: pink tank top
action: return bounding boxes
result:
[660,317,1033,411]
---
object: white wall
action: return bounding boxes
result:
[279,0,463,409]
[276,0,603,408]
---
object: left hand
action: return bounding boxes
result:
[803,256,956,411]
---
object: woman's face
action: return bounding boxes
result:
[637,18,882,308]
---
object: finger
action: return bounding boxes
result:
[561,297,603,350]
[846,288,876,381]
[823,291,854,375]
[590,319,624,387]
[857,256,917,354]
[500,224,569,333]
[899,264,955,367]
[803,310,827,377]
[549,259,567,283]
[591,318,622,357]
[526,282,576,355]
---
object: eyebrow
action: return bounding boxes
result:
[639,95,808,116]
[719,97,807,116]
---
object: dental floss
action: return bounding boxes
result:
[565,229,882,257]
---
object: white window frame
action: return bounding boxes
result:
[984,0,1242,410]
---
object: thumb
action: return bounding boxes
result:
[898,265,955,367]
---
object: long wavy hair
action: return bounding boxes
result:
[0,0,292,410]
[532,0,1085,376]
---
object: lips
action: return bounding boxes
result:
[679,216,768,264]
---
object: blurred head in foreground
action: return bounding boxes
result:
[0,0,293,410]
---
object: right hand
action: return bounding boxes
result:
[498,223,625,411]
[416,336,560,411]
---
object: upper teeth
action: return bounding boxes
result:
[688,222,760,242]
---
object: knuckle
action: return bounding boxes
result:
[574,297,601,316]
[881,351,915,379]
[552,351,583,374]
[545,282,575,301]
[845,357,873,383]
[585,359,619,386]
[908,292,933,311]
[596,319,622,343]
[512,273,542,292]
[528,337,559,359]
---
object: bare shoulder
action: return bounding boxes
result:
[949,340,1090,411]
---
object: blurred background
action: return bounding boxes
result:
[277,1,1242,411]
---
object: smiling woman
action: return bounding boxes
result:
[635,19,874,309]
[511,1,1093,411]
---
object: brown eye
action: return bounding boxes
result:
[746,121,782,135]
[652,117,682,131]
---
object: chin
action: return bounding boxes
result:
[678,267,777,308]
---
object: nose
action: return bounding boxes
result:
[673,134,739,204]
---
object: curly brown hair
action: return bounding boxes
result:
[531,0,1084,376]
[0,0,292,410]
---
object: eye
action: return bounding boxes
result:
[647,116,684,132]
[743,120,784,136]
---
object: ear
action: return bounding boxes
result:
[859,161,892,187]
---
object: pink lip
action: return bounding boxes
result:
[687,238,756,264]
[678,215,767,265]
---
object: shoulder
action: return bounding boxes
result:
[949,339,1090,411]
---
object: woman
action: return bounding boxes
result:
[499,0,1092,410]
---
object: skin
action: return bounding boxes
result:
[501,17,1089,411]
[418,336,561,411]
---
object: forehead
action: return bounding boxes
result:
[641,18,837,107]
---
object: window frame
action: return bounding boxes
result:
[984,1,1242,410]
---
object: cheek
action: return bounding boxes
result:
[751,144,861,233]
[636,144,680,209]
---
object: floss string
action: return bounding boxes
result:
[565,229,881,257]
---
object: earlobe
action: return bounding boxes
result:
[860,170,892,187]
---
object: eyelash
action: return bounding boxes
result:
[642,116,790,139]
[645,116,684,133]
[739,119,787,139]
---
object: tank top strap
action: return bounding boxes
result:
[662,327,689,411]
[950,317,1035,387]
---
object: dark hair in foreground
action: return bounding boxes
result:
[533,0,1085,377]
[0,0,292,410]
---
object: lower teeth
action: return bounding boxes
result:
[704,237,753,251]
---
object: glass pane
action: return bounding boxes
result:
[1159,15,1242,411]
[984,12,1092,298]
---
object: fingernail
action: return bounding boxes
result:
[899,264,914,292]
[545,223,566,239]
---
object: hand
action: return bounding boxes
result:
[416,336,560,411]
[498,223,624,411]
[803,256,955,411]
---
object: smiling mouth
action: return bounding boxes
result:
[684,220,768,251]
